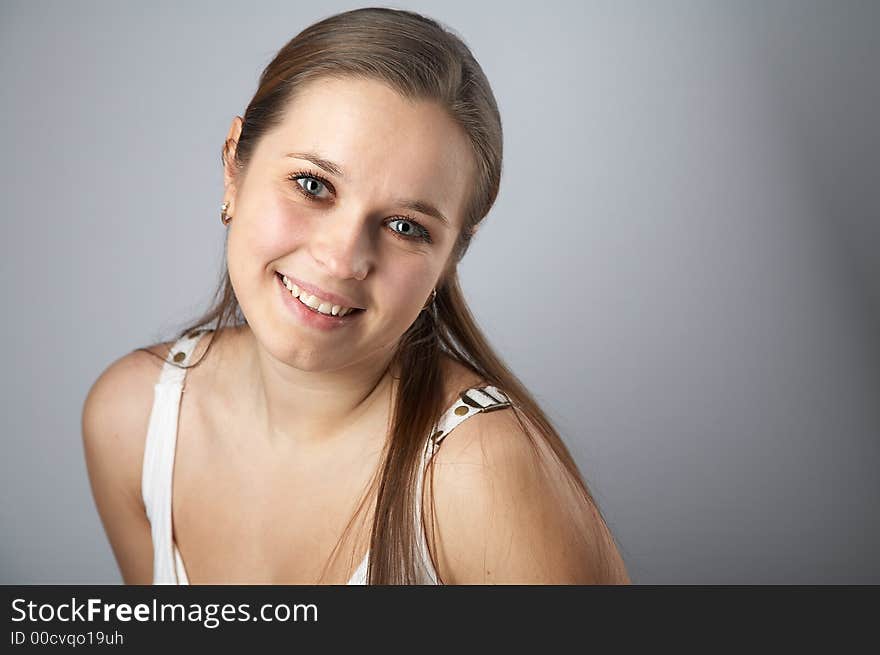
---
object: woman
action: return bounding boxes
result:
[82,7,630,585]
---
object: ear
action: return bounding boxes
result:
[222,116,244,203]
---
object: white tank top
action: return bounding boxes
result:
[141,329,512,585]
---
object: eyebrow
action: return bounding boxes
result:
[285,151,451,227]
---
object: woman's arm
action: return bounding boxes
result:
[428,407,630,585]
[81,349,164,585]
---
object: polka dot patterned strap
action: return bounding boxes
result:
[429,385,512,449]
[156,329,210,386]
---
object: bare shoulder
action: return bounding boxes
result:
[81,331,216,484]
[432,356,531,486]
[426,400,630,584]
[83,339,176,432]
[429,401,538,497]
[81,338,188,583]
[81,340,176,502]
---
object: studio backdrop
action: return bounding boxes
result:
[1,0,878,583]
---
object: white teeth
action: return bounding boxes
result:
[280,274,355,317]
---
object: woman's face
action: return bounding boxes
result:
[223,76,475,371]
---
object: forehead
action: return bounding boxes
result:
[262,77,474,224]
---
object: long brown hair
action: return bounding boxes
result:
[137,7,630,584]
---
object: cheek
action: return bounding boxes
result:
[365,266,435,351]
[231,192,309,266]
[373,264,437,319]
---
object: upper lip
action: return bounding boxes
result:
[277,272,365,310]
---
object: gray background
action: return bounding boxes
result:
[1,0,877,584]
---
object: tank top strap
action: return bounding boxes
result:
[141,329,211,584]
[429,385,512,453]
[156,329,211,386]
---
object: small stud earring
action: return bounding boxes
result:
[220,201,232,225]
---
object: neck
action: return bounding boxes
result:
[230,325,399,453]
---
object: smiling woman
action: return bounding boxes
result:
[81,6,630,585]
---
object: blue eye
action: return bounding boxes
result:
[297,176,327,197]
[387,217,433,243]
[287,170,434,244]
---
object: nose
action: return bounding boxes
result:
[309,209,371,281]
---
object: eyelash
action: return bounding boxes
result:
[286,169,433,244]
